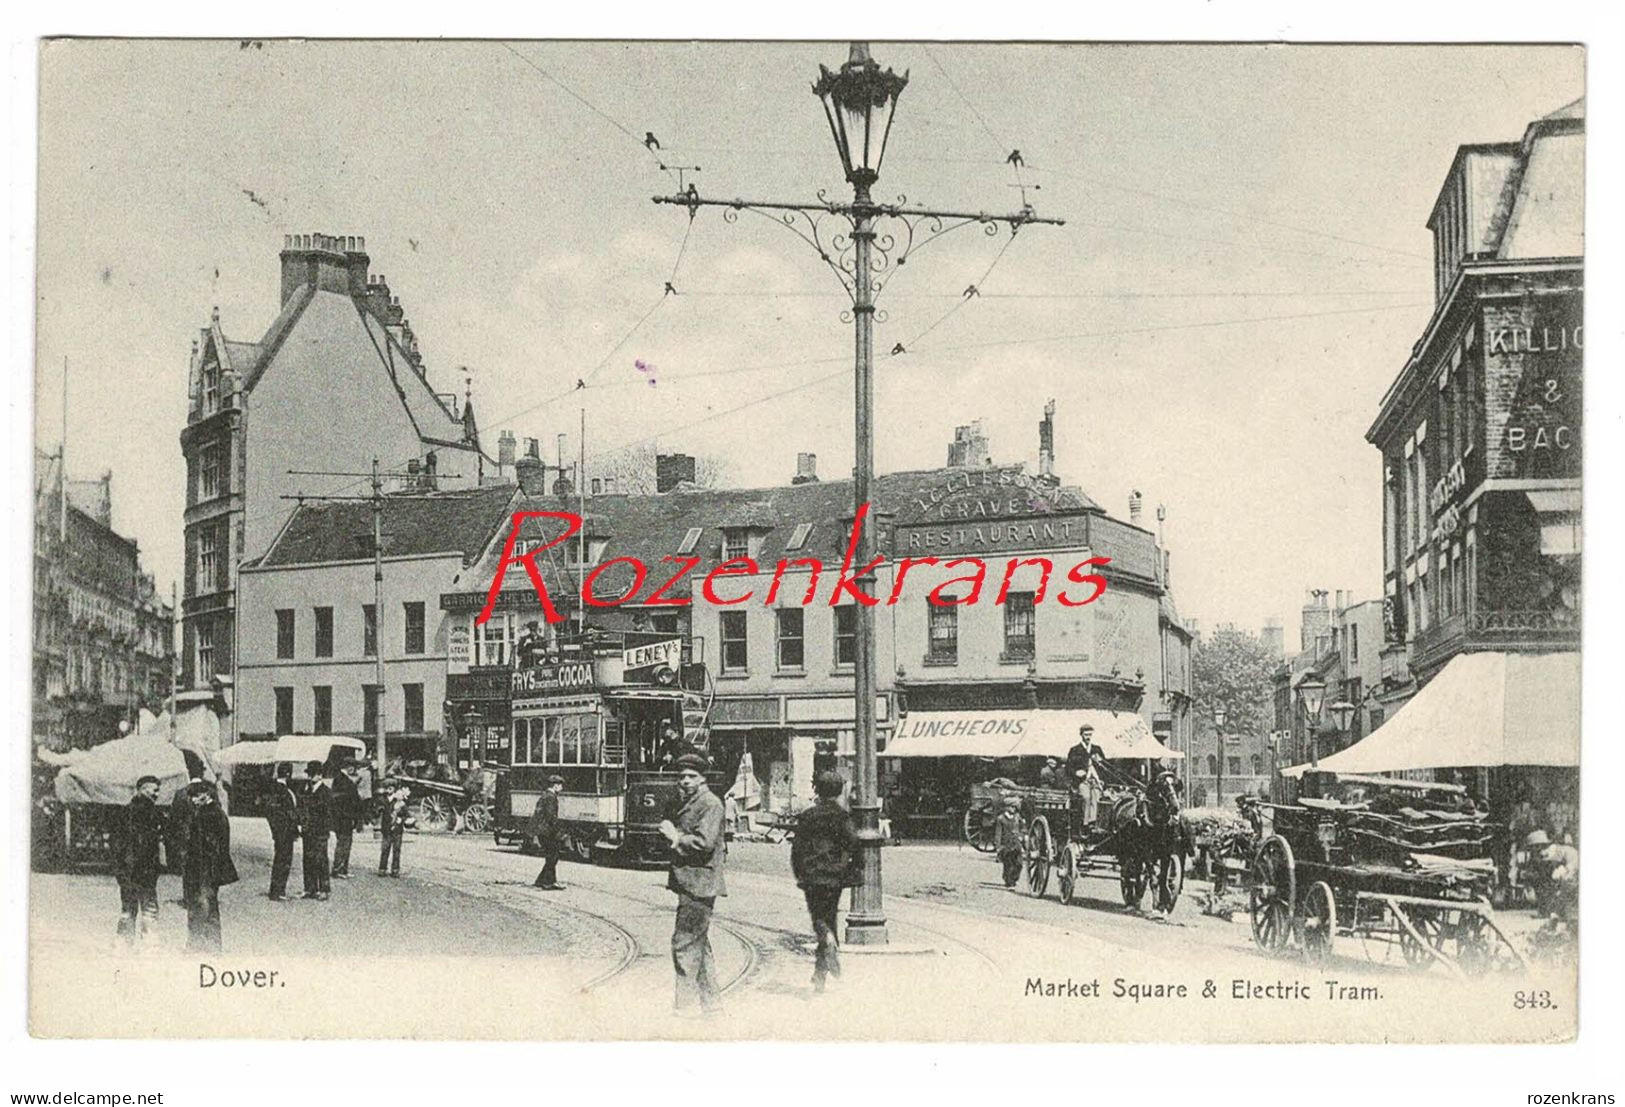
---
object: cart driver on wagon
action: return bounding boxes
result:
[1065,725,1104,824]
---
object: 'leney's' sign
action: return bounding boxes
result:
[623,638,681,672]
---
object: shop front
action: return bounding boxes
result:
[445,668,513,772]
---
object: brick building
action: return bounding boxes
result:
[179,234,494,729]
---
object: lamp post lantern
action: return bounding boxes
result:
[1328,699,1356,752]
[1296,672,1327,771]
[654,43,1063,946]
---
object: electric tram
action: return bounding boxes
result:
[490,632,719,864]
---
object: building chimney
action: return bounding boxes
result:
[525,437,541,461]
[1301,589,1332,654]
[280,232,366,305]
[515,456,547,496]
[947,420,992,468]
[1129,490,1143,526]
[1260,618,1285,659]
[792,452,819,485]
[551,472,574,497]
[657,453,697,493]
[498,430,516,470]
[1038,399,1056,480]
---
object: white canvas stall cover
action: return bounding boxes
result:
[50,733,191,805]
[1281,651,1579,777]
[216,735,367,767]
[886,709,1182,760]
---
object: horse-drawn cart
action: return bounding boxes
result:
[1021,772,1190,915]
[1246,776,1526,976]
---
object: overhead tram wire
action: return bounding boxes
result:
[896,227,1019,350]
[668,288,1423,300]
[497,42,678,186]
[570,299,1430,464]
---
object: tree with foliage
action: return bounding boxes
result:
[1191,626,1279,739]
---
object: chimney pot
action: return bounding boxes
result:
[793,452,819,484]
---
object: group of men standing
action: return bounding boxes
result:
[112,774,237,952]
[263,760,374,900]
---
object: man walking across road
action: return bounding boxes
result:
[995,795,1026,888]
[658,753,726,1017]
[531,775,566,890]
[790,770,860,993]
[298,761,332,900]
[114,775,164,946]
[182,781,238,952]
[264,764,300,900]
[330,761,362,879]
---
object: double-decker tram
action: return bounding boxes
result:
[492,632,718,865]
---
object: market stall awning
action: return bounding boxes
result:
[216,735,367,767]
[885,709,1181,760]
[49,733,191,805]
[1282,651,1579,778]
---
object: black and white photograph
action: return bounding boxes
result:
[8,15,1619,1097]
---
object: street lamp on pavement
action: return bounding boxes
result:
[1328,699,1356,754]
[1213,708,1227,808]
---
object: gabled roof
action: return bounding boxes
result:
[241,284,315,391]
[256,484,519,569]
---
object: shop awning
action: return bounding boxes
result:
[216,735,367,767]
[885,709,1182,760]
[1282,651,1579,778]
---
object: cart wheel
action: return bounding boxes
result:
[1448,911,1510,976]
[1025,816,1053,897]
[418,793,452,832]
[1398,908,1445,970]
[1300,880,1336,964]
[1248,835,1296,953]
[1057,841,1079,905]
[1152,851,1184,915]
[964,807,996,854]
[461,803,490,834]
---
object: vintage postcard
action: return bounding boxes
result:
[28,38,1583,1045]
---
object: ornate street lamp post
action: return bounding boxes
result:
[655,43,1062,945]
[1213,708,1227,808]
[1296,672,1327,772]
[1328,699,1356,754]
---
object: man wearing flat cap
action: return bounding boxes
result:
[659,752,726,1017]
[531,775,566,890]
[114,775,164,945]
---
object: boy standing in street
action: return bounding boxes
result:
[378,783,410,877]
[790,770,860,993]
[994,795,1026,889]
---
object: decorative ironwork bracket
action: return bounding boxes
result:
[654,190,1064,310]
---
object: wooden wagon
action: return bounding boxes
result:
[1246,777,1527,976]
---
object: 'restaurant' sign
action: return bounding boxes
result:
[623,638,681,672]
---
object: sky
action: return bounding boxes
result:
[34,40,1584,636]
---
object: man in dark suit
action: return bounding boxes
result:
[658,753,726,1017]
[790,771,860,993]
[531,775,566,890]
[330,762,362,879]
[263,764,299,900]
[298,761,332,900]
[114,775,164,946]
[182,781,239,952]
